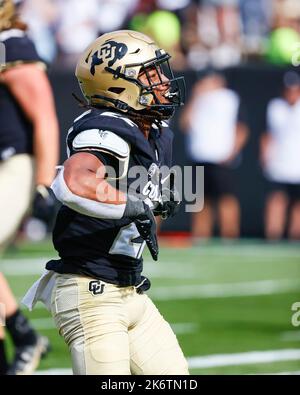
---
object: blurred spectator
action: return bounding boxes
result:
[56,0,139,66]
[239,0,271,56]
[129,8,187,70]
[94,0,139,34]
[54,0,100,66]
[15,0,300,69]
[19,0,58,63]
[182,0,242,70]
[260,71,300,240]
[181,71,248,239]
[157,0,191,11]
[265,0,300,65]
[19,0,139,68]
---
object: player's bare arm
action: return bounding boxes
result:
[2,63,59,186]
[63,152,126,205]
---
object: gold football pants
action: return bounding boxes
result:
[51,273,189,375]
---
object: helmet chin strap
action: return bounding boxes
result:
[72,92,169,137]
[90,93,173,122]
[74,88,173,130]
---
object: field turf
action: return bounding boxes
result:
[2,239,300,375]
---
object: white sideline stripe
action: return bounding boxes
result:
[31,318,55,330]
[1,258,218,279]
[1,258,53,276]
[35,349,300,375]
[189,247,300,259]
[171,323,199,334]
[149,279,300,300]
[35,369,300,376]
[35,369,73,375]
[188,349,300,369]
[30,317,198,335]
[264,371,300,375]
[3,257,300,282]
[2,243,300,276]
[280,331,300,342]
[18,279,300,308]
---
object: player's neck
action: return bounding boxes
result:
[140,123,151,139]
[135,119,151,139]
[127,111,153,139]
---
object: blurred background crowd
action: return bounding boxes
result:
[18,0,300,69]
[2,0,300,242]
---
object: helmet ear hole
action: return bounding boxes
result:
[108,87,126,94]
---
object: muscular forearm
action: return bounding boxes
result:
[64,166,126,205]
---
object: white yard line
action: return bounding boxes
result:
[149,279,300,300]
[280,331,300,342]
[35,369,73,375]
[35,368,300,375]
[188,247,300,259]
[2,244,300,277]
[1,258,52,276]
[17,279,300,308]
[30,317,198,335]
[170,322,199,334]
[188,349,300,369]
[34,349,300,375]
[2,257,300,282]
[263,370,300,375]
[30,318,55,330]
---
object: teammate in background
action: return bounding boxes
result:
[260,71,300,240]
[24,30,188,375]
[181,72,249,239]
[0,0,59,374]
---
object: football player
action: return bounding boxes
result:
[26,30,188,375]
[0,0,58,374]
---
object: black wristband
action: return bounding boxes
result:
[123,194,145,219]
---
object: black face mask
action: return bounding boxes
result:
[134,51,186,118]
[102,50,186,120]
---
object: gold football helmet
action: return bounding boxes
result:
[0,0,15,31]
[75,30,185,118]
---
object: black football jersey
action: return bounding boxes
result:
[47,108,174,287]
[0,29,44,161]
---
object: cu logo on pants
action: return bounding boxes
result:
[89,280,105,295]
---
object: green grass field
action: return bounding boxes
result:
[2,239,300,375]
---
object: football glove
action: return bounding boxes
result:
[153,172,181,220]
[123,194,159,261]
[32,185,56,224]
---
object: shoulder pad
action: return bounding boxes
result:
[0,29,44,67]
[0,29,25,41]
[72,129,130,159]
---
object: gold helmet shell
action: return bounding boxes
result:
[0,0,15,31]
[75,30,184,116]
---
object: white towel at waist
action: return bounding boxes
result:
[22,270,56,312]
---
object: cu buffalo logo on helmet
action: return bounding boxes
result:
[90,40,128,75]
[89,280,105,295]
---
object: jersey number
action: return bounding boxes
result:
[109,223,145,259]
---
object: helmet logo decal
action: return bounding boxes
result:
[90,40,128,75]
